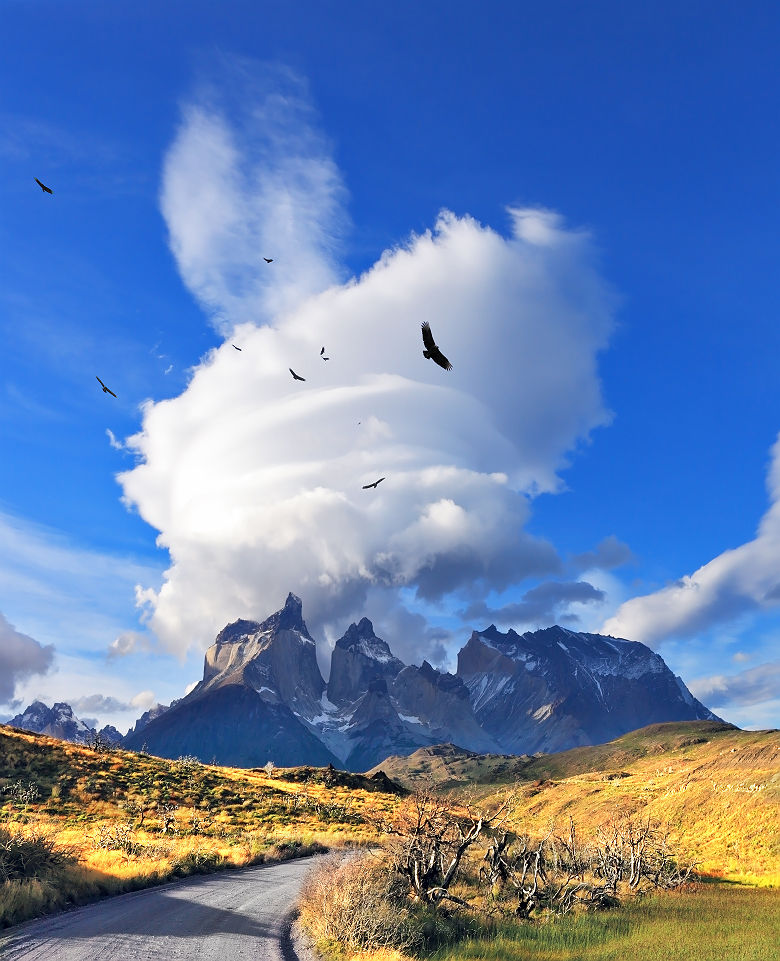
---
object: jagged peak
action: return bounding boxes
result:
[214,594,311,647]
[215,618,263,645]
[258,592,311,637]
[52,702,75,716]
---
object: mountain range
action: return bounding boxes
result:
[7,594,720,771]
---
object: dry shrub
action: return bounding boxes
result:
[0,826,75,882]
[299,852,420,952]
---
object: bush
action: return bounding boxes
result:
[0,827,75,882]
[299,853,421,952]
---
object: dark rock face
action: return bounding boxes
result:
[123,593,336,767]
[327,617,405,706]
[124,703,170,740]
[123,682,338,767]
[391,662,501,754]
[98,725,124,745]
[456,624,720,755]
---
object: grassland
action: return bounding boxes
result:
[0,724,401,928]
[425,882,780,961]
[372,721,780,884]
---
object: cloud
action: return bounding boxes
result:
[106,429,127,451]
[461,580,605,628]
[688,661,780,708]
[118,63,616,661]
[0,612,55,704]
[603,433,780,645]
[160,60,347,335]
[107,630,151,659]
[571,535,634,572]
[71,690,156,717]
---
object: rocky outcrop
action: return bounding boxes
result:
[327,617,404,706]
[456,624,720,755]
[123,594,338,767]
[391,661,501,754]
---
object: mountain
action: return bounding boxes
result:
[124,702,171,740]
[122,593,339,767]
[21,595,722,770]
[456,624,720,755]
[8,701,99,745]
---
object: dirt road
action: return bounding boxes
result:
[0,858,317,960]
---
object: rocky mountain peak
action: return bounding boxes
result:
[215,618,263,646]
[257,592,310,638]
[338,617,377,647]
[327,618,405,706]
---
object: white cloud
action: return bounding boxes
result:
[160,61,347,335]
[117,63,616,661]
[0,510,161,653]
[106,428,127,451]
[107,630,151,659]
[688,661,780,709]
[0,612,54,704]
[603,433,780,646]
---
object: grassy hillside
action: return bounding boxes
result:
[370,721,780,883]
[0,725,401,927]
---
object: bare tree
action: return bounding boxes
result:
[377,786,514,907]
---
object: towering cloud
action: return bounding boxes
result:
[119,64,616,660]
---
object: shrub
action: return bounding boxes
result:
[299,853,421,952]
[0,827,75,882]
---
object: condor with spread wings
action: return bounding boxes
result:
[421,321,452,371]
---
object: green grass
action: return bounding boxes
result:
[426,884,780,961]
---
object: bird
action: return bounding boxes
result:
[362,477,385,489]
[96,376,117,398]
[263,257,273,263]
[289,368,306,381]
[35,178,53,194]
[421,321,452,370]
[232,344,242,351]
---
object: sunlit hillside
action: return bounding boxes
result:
[370,721,780,883]
[0,724,401,927]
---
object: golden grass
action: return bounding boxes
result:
[0,725,401,927]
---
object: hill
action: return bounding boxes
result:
[369,720,780,882]
[0,724,401,927]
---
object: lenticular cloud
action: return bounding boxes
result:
[119,69,616,658]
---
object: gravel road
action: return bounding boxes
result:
[0,857,319,961]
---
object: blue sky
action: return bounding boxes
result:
[1,1,779,733]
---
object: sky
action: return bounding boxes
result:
[1,1,780,735]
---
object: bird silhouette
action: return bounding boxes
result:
[362,477,385,489]
[263,257,273,263]
[35,178,53,194]
[289,368,306,381]
[232,344,242,351]
[96,376,117,398]
[421,322,452,370]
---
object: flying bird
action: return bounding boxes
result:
[35,178,53,194]
[263,257,273,263]
[96,376,117,398]
[362,477,385,489]
[232,344,242,351]
[320,347,329,360]
[289,368,306,381]
[421,321,452,371]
